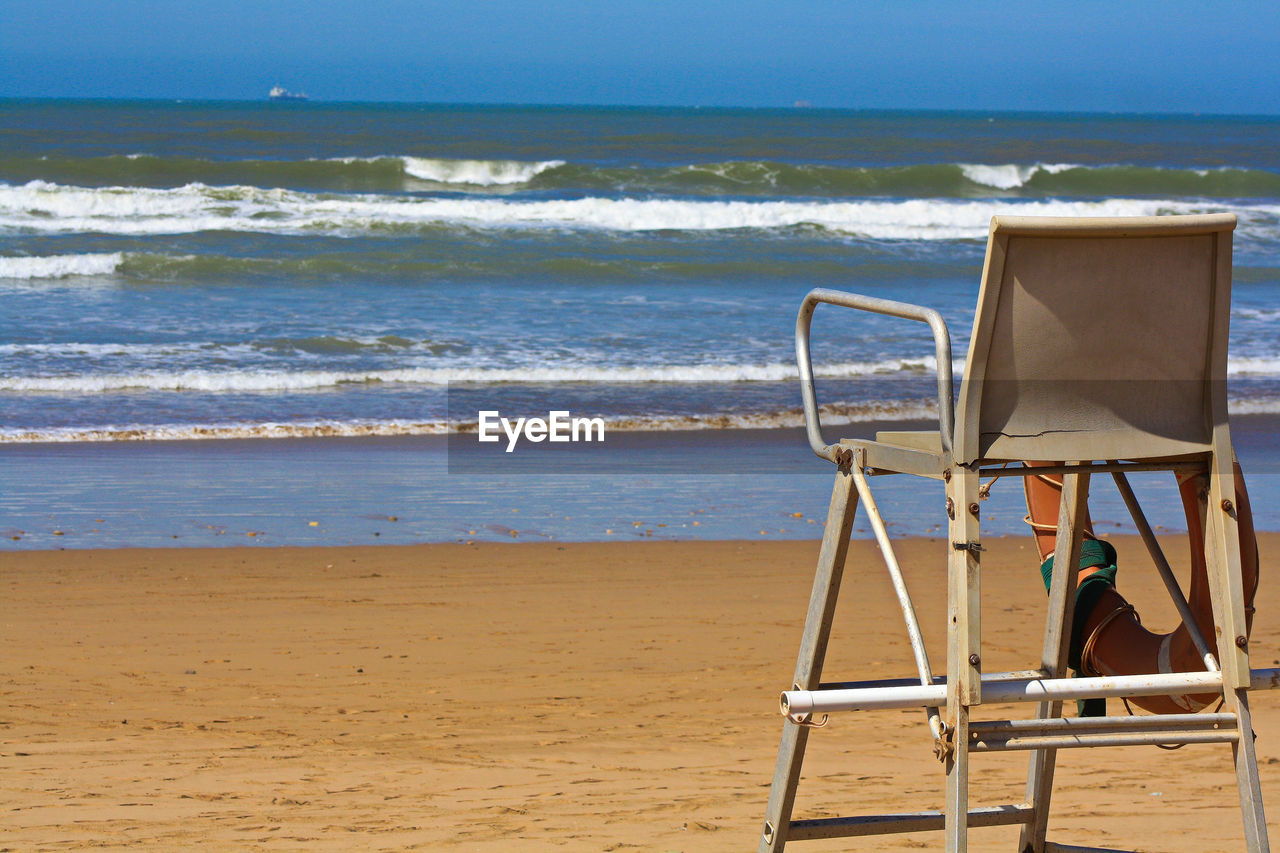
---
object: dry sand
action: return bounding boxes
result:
[4,534,1280,851]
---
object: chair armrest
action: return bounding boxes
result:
[795,288,955,464]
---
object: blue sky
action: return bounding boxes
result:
[3,0,1278,113]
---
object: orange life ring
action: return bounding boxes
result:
[1024,458,1260,715]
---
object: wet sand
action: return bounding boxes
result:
[5,412,1278,550]
[4,535,1280,850]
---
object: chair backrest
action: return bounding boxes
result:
[955,214,1236,465]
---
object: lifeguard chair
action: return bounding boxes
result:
[760,214,1277,851]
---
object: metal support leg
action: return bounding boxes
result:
[760,468,860,852]
[1020,471,1091,853]
[945,465,981,852]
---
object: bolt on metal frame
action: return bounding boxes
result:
[760,214,1276,852]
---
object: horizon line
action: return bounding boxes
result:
[2,95,1279,121]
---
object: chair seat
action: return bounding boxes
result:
[873,430,944,453]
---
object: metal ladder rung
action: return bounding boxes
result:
[972,728,1239,751]
[969,712,1236,736]
[969,712,1240,751]
[784,804,1034,841]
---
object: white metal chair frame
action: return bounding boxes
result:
[760,214,1279,852]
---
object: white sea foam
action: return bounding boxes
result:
[0,359,928,394]
[1227,357,1280,376]
[0,401,939,443]
[5,393,1280,444]
[325,156,564,185]
[0,336,437,361]
[0,252,124,279]
[401,157,565,185]
[960,163,1078,190]
[0,356,969,394]
[0,419,451,444]
[0,341,277,362]
[1235,307,1280,321]
[600,401,942,433]
[3,180,1269,240]
[961,164,1038,190]
[7,352,1280,395]
[0,369,380,394]
[1226,397,1280,415]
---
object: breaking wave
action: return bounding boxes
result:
[6,154,1280,198]
[400,157,564,185]
[0,252,125,279]
[959,163,1077,190]
[0,154,568,192]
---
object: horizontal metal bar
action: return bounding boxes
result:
[782,671,1227,718]
[968,712,1236,736]
[842,439,948,479]
[819,670,1048,692]
[814,666,1280,696]
[786,804,1034,841]
[852,458,1202,480]
[1251,668,1280,690]
[1045,843,1142,853]
[971,729,1238,752]
[974,460,1203,478]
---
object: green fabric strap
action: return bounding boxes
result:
[1039,539,1118,717]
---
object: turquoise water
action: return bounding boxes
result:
[1,101,1278,546]
[3,101,1280,442]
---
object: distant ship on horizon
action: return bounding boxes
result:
[268,86,308,101]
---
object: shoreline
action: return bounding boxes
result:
[6,536,1280,849]
[4,410,1279,449]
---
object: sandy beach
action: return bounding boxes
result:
[5,534,1280,850]
[5,25,1280,853]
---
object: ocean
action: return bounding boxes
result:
[2,100,1278,548]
